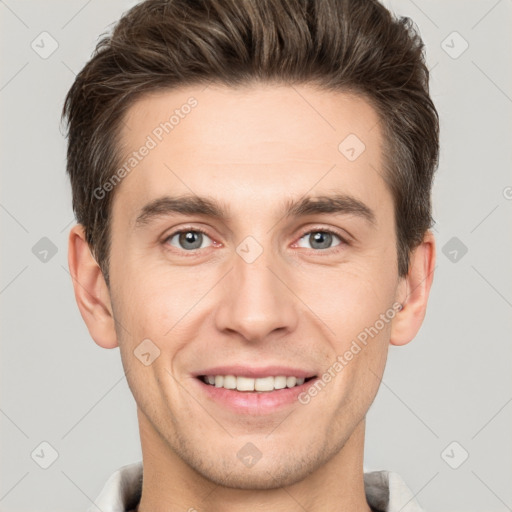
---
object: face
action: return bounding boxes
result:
[107,83,403,488]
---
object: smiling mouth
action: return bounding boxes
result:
[198,375,316,392]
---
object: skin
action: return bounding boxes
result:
[68,83,435,512]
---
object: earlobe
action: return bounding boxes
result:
[390,230,436,346]
[68,224,118,349]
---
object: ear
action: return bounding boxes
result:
[390,230,436,346]
[68,224,118,349]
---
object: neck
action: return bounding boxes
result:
[136,409,371,512]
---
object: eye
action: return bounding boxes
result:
[165,229,213,251]
[296,229,345,250]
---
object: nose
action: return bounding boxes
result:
[214,246,299,343]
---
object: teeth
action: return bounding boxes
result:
[254,376,273,391]
[286,376,297,388]
[202,375,309,392]
[223,375,237,389]
[274,376,287,389]
[237,376,255,391]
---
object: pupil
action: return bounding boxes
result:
[180,231,202,250]
[311,231,331,250]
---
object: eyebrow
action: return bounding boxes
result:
[134,193,376,228]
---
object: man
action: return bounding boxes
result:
[63,0,438,510]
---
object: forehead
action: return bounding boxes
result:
[113,83,388,222]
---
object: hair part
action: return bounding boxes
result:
[62,0,439,286]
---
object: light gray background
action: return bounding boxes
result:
[1,1,511,511]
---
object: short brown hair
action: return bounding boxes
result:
[62,0,439,286]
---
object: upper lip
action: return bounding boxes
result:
[193,365,317,379]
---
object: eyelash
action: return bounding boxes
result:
[163,226,350,256]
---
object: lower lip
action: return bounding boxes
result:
[194,377,318,415]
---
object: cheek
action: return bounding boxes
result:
[297,255,398,343]
[111,261,210,376]
[112,259,186,331]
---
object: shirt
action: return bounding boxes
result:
[87,461,425,512]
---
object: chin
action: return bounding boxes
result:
[197,460,314,490]
[177,440,327,491]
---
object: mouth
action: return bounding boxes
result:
[192,369,319,414]
[198,374,317,392]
